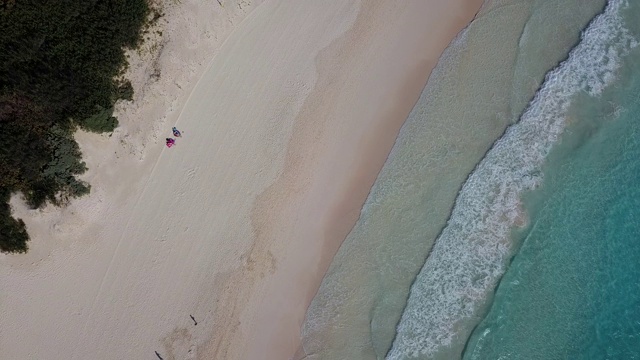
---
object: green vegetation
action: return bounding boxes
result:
[0,0,150,252]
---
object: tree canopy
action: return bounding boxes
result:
[0,0,149,252]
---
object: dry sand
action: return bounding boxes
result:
[1,1,482,359]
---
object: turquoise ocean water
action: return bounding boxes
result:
[388,1,639,358]
[463,3,640,359]
[302,0,640,359]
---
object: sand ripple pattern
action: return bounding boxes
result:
[387,1,637,358]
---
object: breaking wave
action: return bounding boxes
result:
[387,1,638,358]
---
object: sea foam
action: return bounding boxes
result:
[387,1,637,359]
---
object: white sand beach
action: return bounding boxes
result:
[1,1,482,359]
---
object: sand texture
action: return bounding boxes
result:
[1,1,482,359]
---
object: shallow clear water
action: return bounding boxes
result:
[301,0,607,359]
[462,4,640,359]
[388,2,638,358]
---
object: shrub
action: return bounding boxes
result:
[0,0,149,252]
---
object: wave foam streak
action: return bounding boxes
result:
[387,1,637,358]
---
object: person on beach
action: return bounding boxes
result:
[165,138,175,148]
[172,127,182,137]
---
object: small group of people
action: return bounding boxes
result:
[165,127,182,148]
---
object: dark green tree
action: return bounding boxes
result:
[0,0,149,252]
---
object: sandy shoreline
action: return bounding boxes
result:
[200,1,484,359]
[1,1,482,359]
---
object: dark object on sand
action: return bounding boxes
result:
[190,314,198,326]
[155,351,164,360]
[165,138,175,148]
